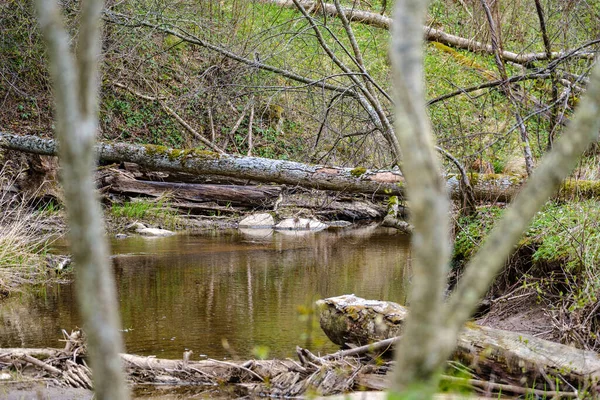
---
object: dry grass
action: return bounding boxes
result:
[0,165,54,295]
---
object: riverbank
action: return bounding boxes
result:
[2,156,600,397]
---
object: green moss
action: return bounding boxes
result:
[143,145,220,162]
[167,148,184,161]
[144,144,168,157]
[350,167,367,177]
[559,180,600,200]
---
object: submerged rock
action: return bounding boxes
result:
[239,228,274,238]
[239,213,275,228]
[275,217,327,231]
[136,227,175,237]
[326,221,353,228]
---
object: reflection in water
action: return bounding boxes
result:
[0,227,410,360]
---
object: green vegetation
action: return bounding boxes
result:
[455,200,600,271]
[3,0,598,170]
[454,200,600,348]
[0,172,54,296]
[110,199,182,230]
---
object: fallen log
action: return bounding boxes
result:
[102,169,281,207]
[3,133,598,203]
[317,295,600,393]
[0,132,405,196]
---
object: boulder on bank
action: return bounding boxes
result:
[238,213,275,228]
[275,217,327,231]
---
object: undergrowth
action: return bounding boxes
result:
[110,198,183,230]
[0,166,54,296]
[455,200,600,349]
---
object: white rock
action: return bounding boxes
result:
[275,217,327,231]
[0,372,12,380]
[136,227,175,237]
[126,221,147,231]
[238,213,275,228]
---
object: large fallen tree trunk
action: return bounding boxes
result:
[2,132,597,203]
[0,132,404,196]
[257,0,595,65]
[317,295,600,393]
[101,169,282,208]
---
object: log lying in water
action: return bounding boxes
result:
[317,295,600,391]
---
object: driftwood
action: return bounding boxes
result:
[0,346,388,398]
[280,192,387,220]
[101,169,281,208]
[317,295,600,394]
[2,323,591,398]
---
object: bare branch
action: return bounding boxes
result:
[258,0,597,64]
[103,11,352,95]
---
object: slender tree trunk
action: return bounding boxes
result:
[34,1,129,398]
[389,0,600,397]
[389,0,451,396]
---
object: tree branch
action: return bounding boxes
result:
[258,0,597,65]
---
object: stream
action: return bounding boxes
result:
[0,226,409,361]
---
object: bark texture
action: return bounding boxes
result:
[0,132,404,195]
[103,170,282,207]
[4,133,599,204]
[389,0,451,394]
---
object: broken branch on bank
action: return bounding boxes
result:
[317,295,600,395]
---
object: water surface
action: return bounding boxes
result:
[0,226,409,360]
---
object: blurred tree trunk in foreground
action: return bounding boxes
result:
[389,0,600,397]
[34,1,129,399]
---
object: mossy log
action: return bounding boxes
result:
[317,295,600,391]
[2,133,599,202]
[0,132,404,196]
